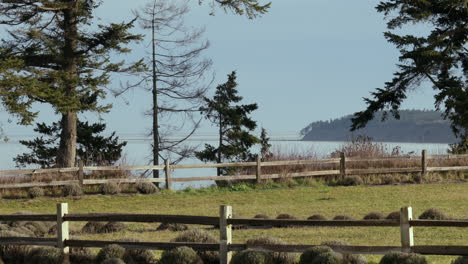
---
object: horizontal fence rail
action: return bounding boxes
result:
[0,150,466,190]
[0,204,467,263]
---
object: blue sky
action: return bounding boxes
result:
[0,0,438,165]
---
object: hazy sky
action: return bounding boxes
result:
[1,0,437,146]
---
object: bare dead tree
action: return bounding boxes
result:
[133,0,213,180]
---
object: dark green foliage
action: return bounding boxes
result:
[28,247,64,264]
[300,246,333,264]
[339,176,363,186]
[418,208,449,220]
[311,252,343,264]
[195,72,260,177]
[333,215,354,220]
[343,254,368,264]
[136,182,158,194]
[99,222,128,233]
[379,252,428,264]
[157,222,189,232]
[260,127,272,159]
[231,250,273,264]
[63,184,83,197]
[246,236,296,264]
[159,246,203,264]
[275,214,297,228]
[14,121,127,168]
[363,212,385,220]
[70,247,95,264]
[308,214,327,220]
[207,0,271,19]
[386,211,400,220]
[27,187,44,199]
[96,244,126,263]
[351,1,468,148]
[101,183,121,195]
[82,221,106,234]
[102,258,125,264]
[172,229,219,264]
[453,256,468,264]
[123,248,155,264]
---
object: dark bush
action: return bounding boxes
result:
[379,252,428,264]
[28,247,64,264]
[275,214,297,228]
[339,176,363,186]
[159,246,203,264]
[63,183,83,197]
[231,250,273,264]
[70,247,95,264]
[307,214,327,220]
[453,256,468,264]
[333,215,354,220]
[102,258,126,264]
[0,230,32,263]
[27,187,44,199]
[121,240,155,264]
[311,252,343,264]
[386,211,400,220]
[136,181,159,194]
[254,214,270,219]
[299,246,333,264]
[363,212,385,220]
[82,221,106,234]
[101,182,121,195]
[157,222,189,232]
[48,225,57,235]
[418,208,449,220]
[343,254,368,264]
[96,244,126,263]
[99,222,128,233]
[321,240,350,247]
[246,236,296,264]
[380,175,396,185]
[173,229,219,264]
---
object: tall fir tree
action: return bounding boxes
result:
[0,1,144,167]
[196,71,259,176]
[259,127,272,160]
[351,0,468,152]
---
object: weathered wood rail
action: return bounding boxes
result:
[0,151,467,190]
[0,204,467,263]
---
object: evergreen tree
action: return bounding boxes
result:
[260,127,272,160]
[0,1,144,167]
[351,0,468,151]
[14,121,127,168]
[202,0,271,19]
[195,71,259,176]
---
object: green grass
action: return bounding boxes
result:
[1,182,467,264]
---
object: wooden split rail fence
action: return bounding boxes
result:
[0,151,467,190]
[0,204,467,264]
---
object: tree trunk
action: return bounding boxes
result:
[57,112,77,167]
[151,12,160,184]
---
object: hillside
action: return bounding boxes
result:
[301,110,456,143]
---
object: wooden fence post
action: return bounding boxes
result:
[78,160,84,187]
[340,152,346,178]
[165,159,171,190]
[256,156,262,184]
[220,205,233,264]
[400,206,414,253]
[57,203,69,255]
[421,150,427,181]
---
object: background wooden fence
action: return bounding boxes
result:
[0,151,467,190]
[0,204,467,264]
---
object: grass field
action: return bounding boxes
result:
[1,182,467,264]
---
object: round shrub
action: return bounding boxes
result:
[101,182,121,195]
[70,247,95,264]
[311,252,343,264]
[299,246,333,264]
[333,215,354,220]
[343,253,368,264]
[307,214,327,220]
[254,214,270,219]
[275,214,297,228]
[136,181,159,194]
[453,256,468,264]
[28,187,44,199]
[28,247,64,264]
[386,211,400,220]
[363,212,385,220]
[96,244,126,262]
[340,176,363,186]
[231,250,273,264]
[99,222,128,233]
[63,183,83,197]
[159,246,203,264]
[102,258,126,264]
[418,208,449,220]
[157,222,189,232]
[379,252,428,264]
[119,239,155,264]
[246,236,296,264]
[173,229,219,264]
[82,221,106,234]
